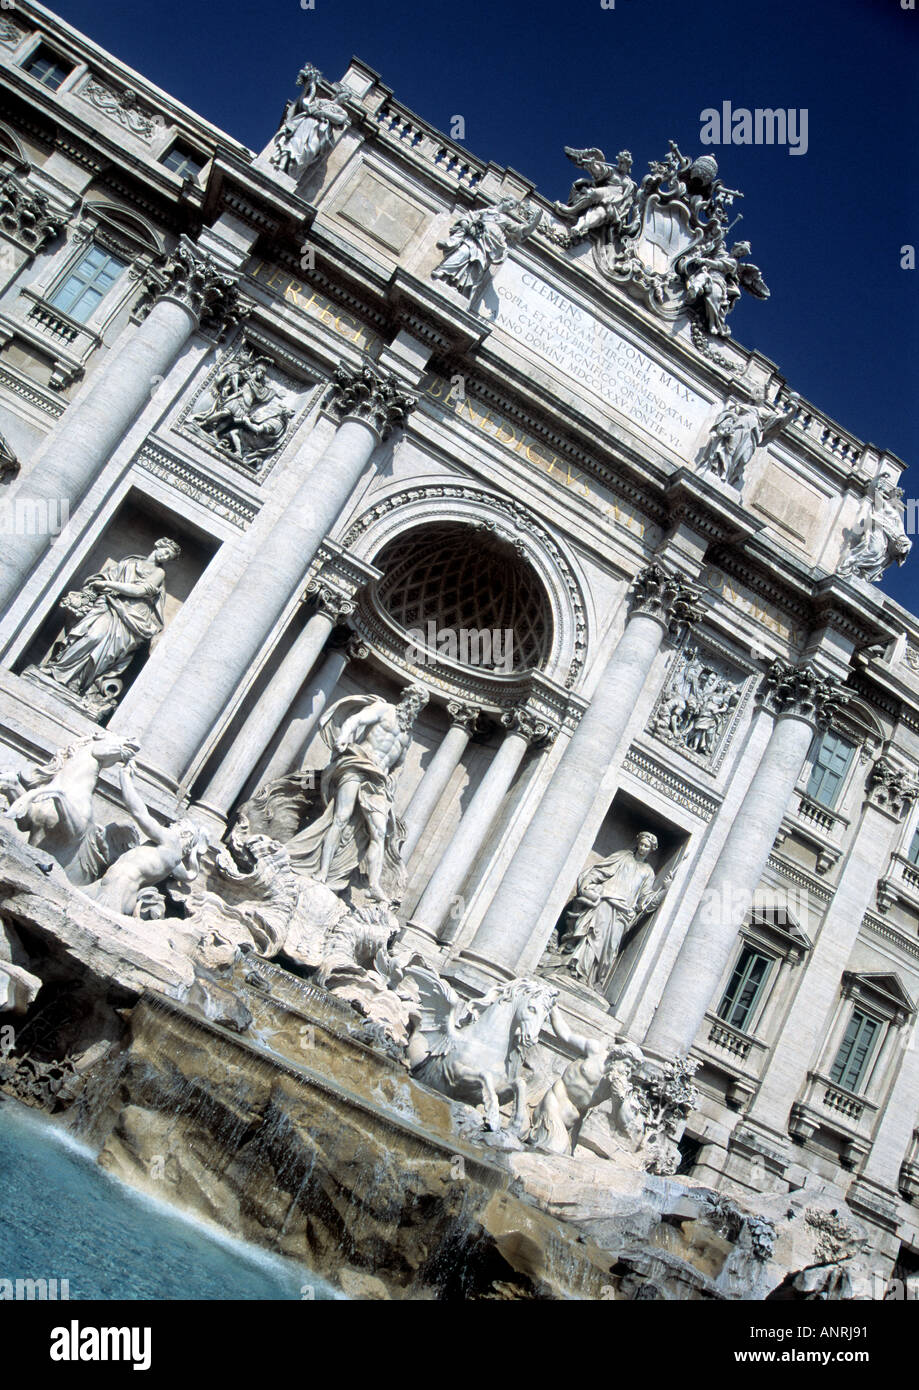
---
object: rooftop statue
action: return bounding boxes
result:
[432,197,541,296]
[550,137,769,346]
[697,390,799,489]
[551,147,638,249]
[837,473,912,584]
[269,63,350,180]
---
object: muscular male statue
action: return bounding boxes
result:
[286,685,428,901]
[528,1005,645,1156]
[89,764,210,917]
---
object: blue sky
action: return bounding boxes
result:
[49,0,919,609]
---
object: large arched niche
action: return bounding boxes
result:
[339,483,590,706]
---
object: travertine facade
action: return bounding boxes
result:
[2,0,919,1285]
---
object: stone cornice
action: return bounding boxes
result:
[386,268,491,356]
[665,470,765,548]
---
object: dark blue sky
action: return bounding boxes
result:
[49,0,919,609]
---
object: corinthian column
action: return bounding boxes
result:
[198,584,356,817]
[466,563,701,974]
[401,702,480,861]
[644,661,847,1058]
[0,236,241,609]
[411,706,554,941]
[748,758,919,1138]
[138,364,415,779]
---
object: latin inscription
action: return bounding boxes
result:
[489,261,711,454]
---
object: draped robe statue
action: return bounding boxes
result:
[556,832,668,991]
[838,473,912,584]
[40,539,180,715]
[284,686,428,902]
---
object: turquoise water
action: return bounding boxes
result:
[0,1098,338,1300]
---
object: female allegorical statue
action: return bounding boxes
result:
[40,538,180,714]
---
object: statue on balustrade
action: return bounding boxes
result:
[552,832,674,992]
[837,472,912,584]
[34,538,180,720]
[269,63,351,180]
[697,390,799,489]
[432,197,541,296]
[284,684,428,902]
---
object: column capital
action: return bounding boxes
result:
[760,659,848,728]
[305,540,382,622]
[628,561,703,636]
[500,704,557,748]
[138,235,245,339]
[0,173,65,254]
[305,579,356,624]
[326,361,417,441]
[446,700,482,734]
[866,755,919,821]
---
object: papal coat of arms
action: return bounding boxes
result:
[550,141,769,349]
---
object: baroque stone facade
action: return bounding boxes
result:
[1,1,918,1299]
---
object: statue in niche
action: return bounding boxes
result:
[527,1005,645,1156]
[432,197,541,296]
[552,833,674,992]
[837,472,912,584]
[191,349,293,466]
[269,63,351,180]
[697,390,799,489]
[1,731,139,877]
[551,147,638,249]
[653,647,741,758]
[88,764,210,918]
[35,538,181,720]
[284,685,429,902]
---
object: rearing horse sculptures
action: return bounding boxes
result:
[2,731,139,875]
[407,967,558,1133]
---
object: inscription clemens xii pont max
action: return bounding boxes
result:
[490,262,710,454]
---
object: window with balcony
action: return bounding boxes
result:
[48,243,127,323]
[806,730,855,809]
[22,45,73,91]
[161,144,205,181]
[829,1008,880,1092]
[717,946,773,1031]
[907,826,919,866]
